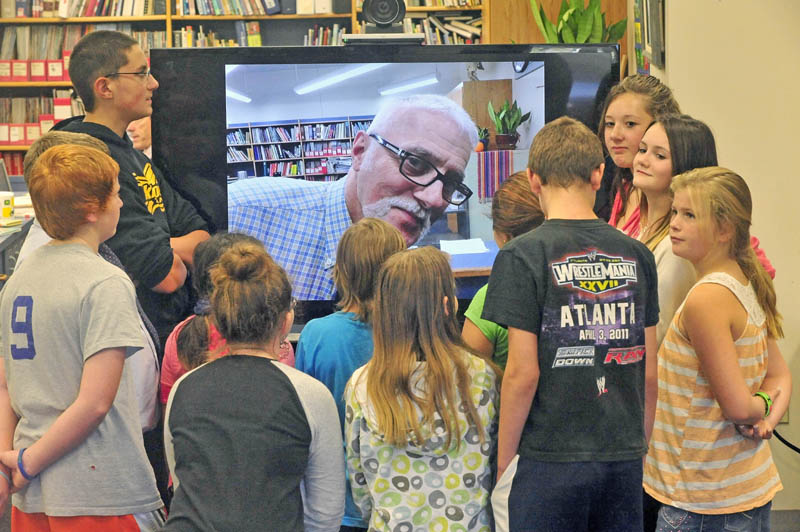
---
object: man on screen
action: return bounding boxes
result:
[228,94,478,300]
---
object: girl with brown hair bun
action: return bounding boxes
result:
[163,241,344,532]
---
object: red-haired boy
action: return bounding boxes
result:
[0,145,164,531]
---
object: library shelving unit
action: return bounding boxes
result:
[226,115,372,181]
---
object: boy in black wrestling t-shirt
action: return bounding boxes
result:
[484,116,659,532]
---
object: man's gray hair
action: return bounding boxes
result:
[367,94,478,148]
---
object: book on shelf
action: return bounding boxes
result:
[278,0,294,14]
[0,153,24,177]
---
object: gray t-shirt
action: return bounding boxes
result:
[0,243,162,516]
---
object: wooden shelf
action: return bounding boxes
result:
[0,81,73,88]
[0,16,167,23]
[173,14,350,21]
[0,146,31,151]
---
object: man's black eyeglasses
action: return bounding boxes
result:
[104,69,152,80]
[369,133,472,206]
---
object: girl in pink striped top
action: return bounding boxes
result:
[643,167,791,531]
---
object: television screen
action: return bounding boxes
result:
[150,44,619,302]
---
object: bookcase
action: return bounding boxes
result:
[1,0,629,169]
[227,115,372,181]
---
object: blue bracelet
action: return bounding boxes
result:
[0,469,10,486]
[17,448,36,481]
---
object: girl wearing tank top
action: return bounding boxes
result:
[643,167,791,531]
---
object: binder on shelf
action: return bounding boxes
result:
[0,124,8,145]
[10,60,29,82]
[53,97,71,122]
[296,0,311,15]
[39,113,54,134]
[61,50,71,81]
[313,0,330,14]
[0,0,15,17]
[8,124,25,146]
[24,123,41,144]
[29,60,47,82]
[0,61,11,83]
[46,59,63,81]
[279,0,295,14]
[14,0,30,16]
[263,0,279,14]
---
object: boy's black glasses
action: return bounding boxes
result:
[369,133,473,206]
[104,69,152,80]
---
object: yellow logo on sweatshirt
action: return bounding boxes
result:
[134,163,165,214]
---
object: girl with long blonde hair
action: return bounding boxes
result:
[643,168,791,531]
[344,247,499,532]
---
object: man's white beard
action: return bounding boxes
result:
[362,196,432,244]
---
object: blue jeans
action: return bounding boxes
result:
[656,502,771,532]
[495,458,643,532]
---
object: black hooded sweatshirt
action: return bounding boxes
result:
[54,116,208,347]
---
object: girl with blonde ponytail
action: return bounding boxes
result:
[643,167,791,530]
[344,247,499,532]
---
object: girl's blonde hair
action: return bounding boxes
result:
[365,247,484,449]
[333,218,405,323]
[671,167,782,338]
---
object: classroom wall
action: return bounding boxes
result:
[629,0,800,510]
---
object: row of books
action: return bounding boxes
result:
[174,0,342,16]
[252,143,301,161]
[1,0,167,17]
[0,152,24,176]
[358,0,481,6]
[175,0,275,16]
[250,125,300,143]
[303,121,349,140]
[263,159,304,177]
[227,145,252,162]
[0,24,164,62]
[303,22,344,46]
[228,140,353,161]
[0,91,82,146]
[172,21,260,48]
[414,15,481,44]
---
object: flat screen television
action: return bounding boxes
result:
[150,43,619,309]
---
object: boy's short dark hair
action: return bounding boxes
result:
[29,145,119,240]
[23,131,109,185]
[69,30,139,112]
[528,116,604,187]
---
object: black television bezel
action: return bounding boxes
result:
[149,43,619,233]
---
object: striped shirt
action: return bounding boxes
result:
[228,176,351,300]
[643,272,782,514]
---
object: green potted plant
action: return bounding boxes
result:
[476,126,490,151]
[488,100,531,150]
[529,0,627,44]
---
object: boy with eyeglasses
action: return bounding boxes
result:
[229,94,477,300]
[53,29,210,505]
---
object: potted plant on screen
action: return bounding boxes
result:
[488,100,531,150]
[476,126,490,152]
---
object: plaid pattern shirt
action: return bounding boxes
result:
[228,176,351,300]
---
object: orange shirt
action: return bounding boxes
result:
[643,272,781,514]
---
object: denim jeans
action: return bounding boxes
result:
[656,501,771,532]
